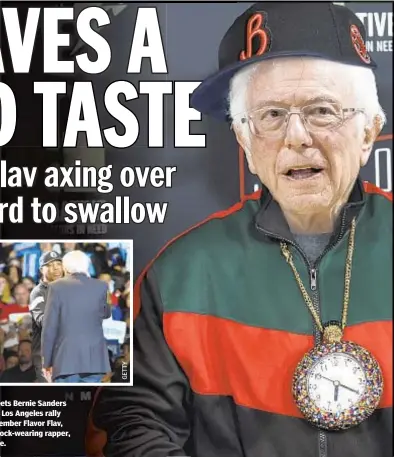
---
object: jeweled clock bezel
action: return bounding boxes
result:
[293,340,383,430]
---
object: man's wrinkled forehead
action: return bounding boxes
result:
[246,57,355,107]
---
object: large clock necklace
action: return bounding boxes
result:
[280,218,383,431]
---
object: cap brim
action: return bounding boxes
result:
[191,50,377,122]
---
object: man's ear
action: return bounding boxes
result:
[234,126,257,175]
[360,115,383,167]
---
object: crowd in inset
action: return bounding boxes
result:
[0,242,131,383]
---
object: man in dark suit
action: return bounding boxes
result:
[41,250,111,383]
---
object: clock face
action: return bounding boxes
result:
[307,353,367,414]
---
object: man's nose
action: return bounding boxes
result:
[284,113,313,149]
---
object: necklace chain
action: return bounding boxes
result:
[280,218,356,335]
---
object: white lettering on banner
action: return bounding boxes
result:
[356,12,393,54]
[366,40,394,52]
[376,40,392,52]
[366,41,374,52]
[102,318,127,344]
[375,148,392,192]
[355,12,393,38]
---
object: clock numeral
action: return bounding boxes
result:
[336,403,342,410]
[310,384,317,390]
[352,366,360,374]
[344,359,349,367]
[332,358,339,367]
[320,364,328,372]
[316,395,321,401]
[358,378,365,385]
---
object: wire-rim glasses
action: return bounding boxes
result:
[238,102,366,138]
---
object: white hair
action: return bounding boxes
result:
[228,58,386,146]
[62,250,91,276]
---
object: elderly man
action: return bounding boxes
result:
[89,3,392,457]
[41,250,111,383]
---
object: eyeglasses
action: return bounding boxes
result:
[238,102,365,138]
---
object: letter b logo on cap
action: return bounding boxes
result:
[239,12,270,61]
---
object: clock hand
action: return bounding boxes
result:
[338,383,359,395]
[317,374,335,384]
[334,385,339,402]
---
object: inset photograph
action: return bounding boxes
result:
[0,241,132,385]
